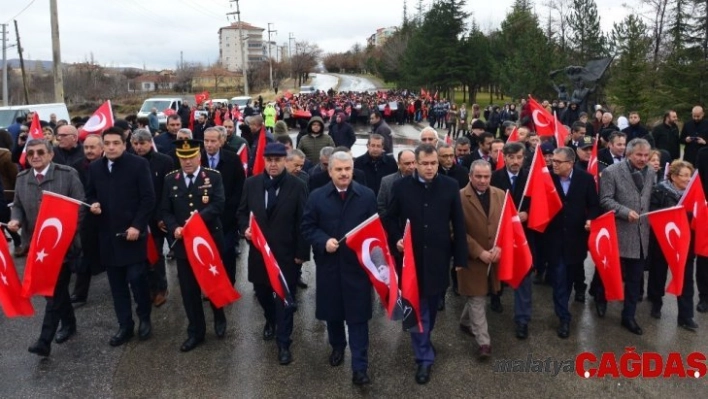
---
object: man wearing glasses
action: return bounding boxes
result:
[53,125,84,166]
[545,147,600,339]
[419,127,439,147]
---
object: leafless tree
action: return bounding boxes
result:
[290,41,322,86]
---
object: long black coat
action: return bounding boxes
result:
[490,167,530,212]
[161,167,225,259]
[201,149,245,232]
[142,150,174,223]
[85,152,156,267]
[71,157,103,274]
[680,118,708,166]
[301,181,377,323]
[353,152,398,196]
[439,163,469,189]
[237,172,309,285]
[384,173,468,296]
[543,168,601,265]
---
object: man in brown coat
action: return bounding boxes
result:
[456,159,504,360]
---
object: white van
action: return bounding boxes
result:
[229,96,251,111]
[299,85,316,95]
[0,103,70,129]
[137,97,182,125]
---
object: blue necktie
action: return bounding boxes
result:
[511,175,517,191]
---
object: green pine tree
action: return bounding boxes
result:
[566,0,608,64]
[607,15,652,115]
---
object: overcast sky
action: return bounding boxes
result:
[5,0,632,70]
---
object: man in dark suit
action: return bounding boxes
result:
[161,139,226,352]
[202,127,245,285]
[8,139,84,357]
[309,147,367,192]
[237,143,309,366]
[490,142,533,339]
[438,143,469,190]
[545,148,600,339]
[462,132,495,170]
[86,127,156,347]
[377,149,416,217]
[154,114,182,154]
[597,138,655,335]
[354,134,397,196]
[301,151,378,386]
[567,121,587,151]
[652,110,680,161]
[597,131,627,171]
[385,144,467,385]
[130,129,174,307]
[680,105,708,166]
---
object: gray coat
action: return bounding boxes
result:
[11,163,85,255]
[599,161,655,259]
[376,171,403,217]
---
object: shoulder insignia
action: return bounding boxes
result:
[166,169,180,176]
[203,167,221,174]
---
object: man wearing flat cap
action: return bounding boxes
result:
[237,142,309,365]
[161,139,227,352]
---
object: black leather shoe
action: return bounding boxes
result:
[533,273,544,285]
[55,324,76,344]
[697,300,708,313]
[138,320,152,340]
[215,319,227,338]
[574,292,586,303]
[278,347,292,365]
[621,318,643,335]
[329,348,344,367]
[595,301,607,318]
[515,323,528,340]
[297,278,308,289]
[459,324,474,337]
[490,296,503,313]
[70,295,87,306]
[650,302,662,319]
[557,321,570,339]
[28,340,51,357]
[415,364,432,384]
[180,336,204,352]
[678,318,699,331]
[109,327,134,347]
[352,370,371,385]
[437,296,445,311]
[263,322,274,341]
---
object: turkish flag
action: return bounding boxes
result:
[188,106,195,132]
[182,213,241,308]
[214,110,223,126]
[19,112,45,165]
[694,201,708,256]
[79,100,115,141]
[647,206,691,296]
[523,145,563,232]
[527,97,555,137]
[495,191,533,289]
[588,211,624,301]
[401,221,423,332]
[251,127,267,176]
[249,214,294,307]
[553,110,569,147]
[195,91,210,105]
[588,134,600,189]
[678,171,706,229]
[495,149,505,171]
[507,126,519,143]
[0,238,34,317]
[345,214,401,319]
[146,228,160,266]
[237,143,249,176]
[22,191,81,298]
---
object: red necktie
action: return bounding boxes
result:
[339,191,346,200]
[36,173,44,183]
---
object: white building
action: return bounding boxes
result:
[219,21,266,72]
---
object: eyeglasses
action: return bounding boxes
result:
[551,159,571,164]
[27,149,46,157]
[421,138,436,142]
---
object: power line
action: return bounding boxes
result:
[5,0,39,24]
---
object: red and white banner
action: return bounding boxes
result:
[587,211,624,301]
[22,191,81,298]
[182,213,240,308]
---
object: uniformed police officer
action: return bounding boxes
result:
[161,139,226,352]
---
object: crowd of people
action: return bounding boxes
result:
[1,93,707,387]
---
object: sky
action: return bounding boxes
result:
[3,0,632,70]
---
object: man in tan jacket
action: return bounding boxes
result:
[456,159,505,360]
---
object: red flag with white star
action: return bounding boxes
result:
[78,100,115,141]
[182,212,240,308]
[647,206,690,296]
[22,191,81,298]
[587,211,624,301]
[495,191,533,289]
[19,112,44,165]
[588,135,600,189]
[0,238,34,317]
[522,144,563,232]
[250,213,294,307]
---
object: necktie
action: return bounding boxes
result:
[339,191,346,201]
[186,173,194,188]
[36,173,44,183]
[615,156,622,163]
[510,175,517,191]
[107,162,113,173]
[210,156,216,168]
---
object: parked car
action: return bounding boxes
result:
[229,96,252,111]
[137,97,182,126]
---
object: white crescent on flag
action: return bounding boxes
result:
[36,217,63,249]
[532,110,550,127]
[83,113,108,133]
[0,248,9,286]
[361,238,386,284]
[595,228,610,268]
[192,236,214,265]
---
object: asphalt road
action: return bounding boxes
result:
[1,123,707,398]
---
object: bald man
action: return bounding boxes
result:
[680,106,708,166]
[53,125,84,166]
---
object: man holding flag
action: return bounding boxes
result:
[8,139,84,357]
[385,144,467,384]
[301,150,378,386]
[597,138,655,335]
[237,143,309,365]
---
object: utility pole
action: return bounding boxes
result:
[267,23,276,91]
[1,24,9,106]
[180,50,183,69]
[226,0,248,96]
[14,20,29,105]
[50,0,64,103]
[288,33,295,82]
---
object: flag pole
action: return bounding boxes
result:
[169,211,199,249]
[639,205,684,218]
[42,190,92,208]
[488,190,510,277]
[337,213,379,244]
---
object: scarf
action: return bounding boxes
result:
[263,170,287,217]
